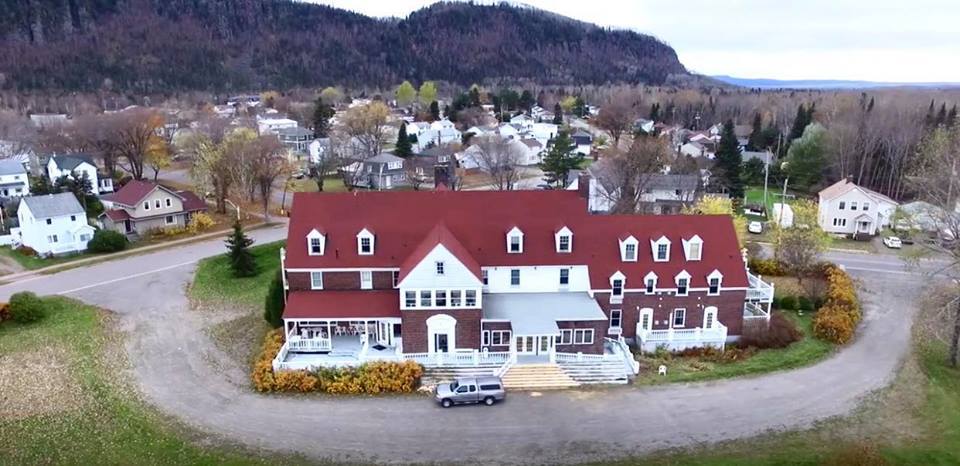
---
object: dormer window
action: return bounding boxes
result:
[507,227,524,253]
[306,229,325,256]
[682,235,703,261]
[619,235,639,262]
[555,226,573,253]
[675,270,691,296]
[609,271,626,303]
[644,272,658,294]
[357,228,375,255]
[707,270,723,295]
[651,236,671,262]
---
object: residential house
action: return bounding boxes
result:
[509,113,535,130]
[348,153,407,190]
[308,138,332,166]
[0,159,29,198]
[410,119,462,151]
[530,123,559,146]
[17,192,94,255]
[571,129,593,156]
[581,163,700,214]
[273,189,773,379]
[257,117,298,135]
[741,150,775,167]
[634,119,655,134]
[29,113,68,129]
[100,180,207,237]
[46,154,114,195]
[817,178,899,237]
[678,141,714,159]
[518,138,545,165]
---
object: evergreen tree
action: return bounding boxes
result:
[784,123,827,191]
[553,102,563,125]
[519,90,535,111]
[312,97,335,137]
[649,103,660,122]
[225,220,257,278]
[468,85,482,107]
[937,103,948,126]
[429,101,441,121]
[714,120,744,199]
[926,100,937,127]
[29,175,54,195]
[747,113,763,150]
[948,105,958,127]
[539,131,583,188]
[572,97,588,118]
[787,104,809,142]
[395,122,413,157]
[263,270,285,328]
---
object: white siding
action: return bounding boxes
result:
[17,203,93,255]
[397,244,483,289]
[483,265,590,293]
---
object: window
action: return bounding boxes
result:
[309,238,322,254]
[839,201,846,210]
[645,277,656,294]
[559,268,570,286]
[610,309,622,329]
[482,269,488,286]
[307,230,325,255]
[143,202,150,211]
[490,330,511,346]
[360,271,373,290]
[676,278,689,296]
[708,277,720,295]
[850,201,858,211]
[45,218,52,225]
[687,242,701,261]
[555,227,573,253]
[640,311,652,331]
[310,271,323,289]
[573,329,594,344]
[483,330,490,346]
[510,269,520,286]
[863,202,870,211]
[833,218,848,227]
[624,243,637,261]
[612,279,623,297]
[704,309,715,329]
[657,243,668,261]
[357,229,375,255]
[70,215,76,221]
[420,290,433,307]
[47,234,58,243]
[405,291,417,307]
[479,383,501,391]
[509,235,521,253]
[435,261,445,275]
[392,271,400,288]
[450,290,461,307]
[556,329,573,345]
[465,290,477,306]
[673,308,686,327]
[435,290,447,307]
[165,198,172,207]
[360,237,372,254]
[155,200,161,209]
[165,215,175,225]
[558,235,571,252]
[507,227,524,253]
[79,233,91,242]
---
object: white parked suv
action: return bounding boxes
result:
[883,236,903,249]
[748,221,763,234]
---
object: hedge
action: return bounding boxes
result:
[9,291,45,323]
[87,229,128,253]
[252,329,423,394]
[748,258,785,276]
[779,295,798,311]
[812,264,861,344]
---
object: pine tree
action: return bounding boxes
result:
[715,120,744,199]
[539,131,584,188]
[468,85,481,107]
[937,103,948,126]
[395,122,413,157]
[263,270,285,328]
[553,102,563,125]
[747,113,763,150]
[429,101,441,121]
[312,97,334,137]
[787,104,809,142]
[519,90,535,111]
[225,220,257,278]
[926,100,937,127]
[948,105,958,127]
[649,103,660,122]
[573,97,587,118]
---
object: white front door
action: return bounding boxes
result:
[639,308,654,332]
[516,335,535,354]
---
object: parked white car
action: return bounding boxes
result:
[883,236,903,249]
[748,221,764,234]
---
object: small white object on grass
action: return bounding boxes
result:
[658,365,667,376]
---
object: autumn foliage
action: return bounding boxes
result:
[812,264,861,344]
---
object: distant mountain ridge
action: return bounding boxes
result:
[0,0,687,93]
[713,75,960,90]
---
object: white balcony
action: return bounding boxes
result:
[744,301,771,320]
[746,271,775,303]
[635,322,728,353]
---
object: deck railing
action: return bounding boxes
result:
[746,272,775,302]
[606,336,640,374]
[744,301,770,320]
[287,337,332,352]
[402,350,511,367]
[636,322,728,352]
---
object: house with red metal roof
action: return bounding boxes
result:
[275,188,774,384]
[99,180,207,237]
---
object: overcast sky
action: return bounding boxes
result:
[306,0,959,83]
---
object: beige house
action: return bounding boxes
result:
[100,180,207,237]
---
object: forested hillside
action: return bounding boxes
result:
[0,0,687,93]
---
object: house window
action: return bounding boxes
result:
[165,215,175,225]
[688,241,701,261]
[640,312,651,331]
[79,233,91,242]
[47,234,58,243]
[556,329,573,345]
[673,309,686,328]
[70,215,76,221]
[392,271,400,288]
[708,277,720,295]
[309,237,322,255]
[165,198,172,207]
[559,269,570,286]
[612,279,623,297]
[420,290,433,307]
[509,235,522,253]
[839,201,846,210]
[360,271,373,290]
[863,202,870,211]
[465,290,477,306]
[558,235,570,252]
[657,243,668,261]
[573,329,594,344]
[645,277,656,294]
[482,269,488,286]
[45,218,52,225]
[143,202,150,211]
[450,290,461,307]
[360,237,372,254]
[482,330,491,346]
[435,290,447,307]
[676,278,689,296]
[624,243,637,261]
[310,271,323,289]
[610,309,622,329]
[510,269,520,286]
[155,200,161,209]
[405,291,417,307]
[490,330,510,345]
[435,261,445,275]
[850,201,858,211]
[705,310,715,329]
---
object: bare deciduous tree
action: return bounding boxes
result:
[339,102,391,159]
[470,134,526,190]
[595,95,638,148]
[592,136,670,213]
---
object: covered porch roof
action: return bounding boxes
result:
[283,290,401,320]
[482,292,607,335]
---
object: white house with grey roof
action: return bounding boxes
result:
[0,159,29,198]
[17,192,95,255]
[46,153,114,195]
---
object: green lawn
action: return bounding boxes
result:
[190,241,283,308]
[0,297,295,465]
[290,176,347,194]
[633,312,834,386]
[0,246,91,271]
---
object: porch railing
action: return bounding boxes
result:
[606,336,640,375]
[272,341,291,372]
[402,350,511,367]
[746,272,775,302]
[287,337,332,352]
[744,301,771,320]
[636,322,728,352]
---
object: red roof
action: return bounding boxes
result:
[283,290,401,320]
[285,190,748,288]
[397,223,482,283]
[104,209,130,221]
[177,190,208,212]
[107,179,207,212]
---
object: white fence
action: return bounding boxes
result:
[636,322,728,353]
[606,337,640,374]
[746,272,775,302]
[287,337,332,352]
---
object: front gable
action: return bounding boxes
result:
[397,244,483,289]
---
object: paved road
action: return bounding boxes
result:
[0,238,944,464]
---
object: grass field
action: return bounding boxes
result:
[0,246,89,270]
[189,241,283,308]
[633,311,834,386]
[0,297,295,465]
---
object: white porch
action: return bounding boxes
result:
[273,318,403,371]
[745,271,774,321]
[635,322,729,353]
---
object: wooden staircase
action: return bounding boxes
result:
[501,363,579,390]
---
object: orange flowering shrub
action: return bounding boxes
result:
[812,265,861,344]
[0,302,9,322]
[748,258,786,276]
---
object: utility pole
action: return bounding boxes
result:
[950,297,960,368]
[762,150,770,217]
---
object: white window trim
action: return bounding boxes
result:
[651,236,671,262]
[392,271,400,288]
[357,228,375,255]
[707,270,723,295]
[507,226,524,254]
[510,268,521,286]
[644,271,658,295]
[609,309,622,329]
[682,235,703,261]
[610,271,626,303]
[675,270,691,296]
[555,226,573,253]
[404,290,417,308]
[310,271,323,290]
[619,235,639,262]
[306,229,325,256]
[573,328,594,345]
[559,268,570,287]
[360,270,373,290]
[672,308,687,328]
[435,261,445,276]
[489,330,511,346]
[703,306,717,330]
[556,329,573,345]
